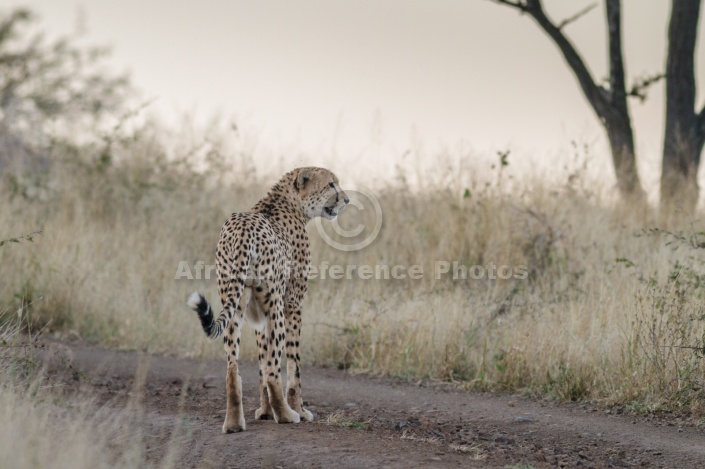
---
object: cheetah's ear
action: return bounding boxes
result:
[295,170,310,191]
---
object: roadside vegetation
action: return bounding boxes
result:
[0,319,182,468]
[4,117,705,416]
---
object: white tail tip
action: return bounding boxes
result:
[187,292,202,310]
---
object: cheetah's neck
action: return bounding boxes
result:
[251,190,308,235]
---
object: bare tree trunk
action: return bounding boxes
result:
[661,0,705,214]
[605,116,640,197]
[603,0,642,201]
[494,0,645,204]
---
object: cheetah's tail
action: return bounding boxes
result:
[187,292,216,337]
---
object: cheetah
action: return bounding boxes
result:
[187,167,348,433]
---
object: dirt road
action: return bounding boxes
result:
[39,341,705,468]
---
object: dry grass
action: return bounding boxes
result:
[324,411,371,429]
[399,429,441,444]
[399,429,486,460]
[448,443,485,459]
[2,120,705,416]
[0,322,180,469]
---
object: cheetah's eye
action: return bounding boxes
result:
[329,182,335,188]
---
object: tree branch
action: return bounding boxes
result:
[492,0,529,12]
[507,0,609,118]
[626,73,665,102]
[557,3,598,30]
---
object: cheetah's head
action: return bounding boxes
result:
[292,167,349,221]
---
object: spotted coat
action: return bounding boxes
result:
[188,167,348,432]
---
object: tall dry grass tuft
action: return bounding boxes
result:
[2,118,705,414]
[0,320,181,469]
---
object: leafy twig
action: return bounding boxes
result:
[0,230,43,247]
[627,73,665,102]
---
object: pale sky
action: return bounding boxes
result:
[6,0,705,189]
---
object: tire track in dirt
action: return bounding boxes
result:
[40,340,705,468]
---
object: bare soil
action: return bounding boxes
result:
[38,340,705,469]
